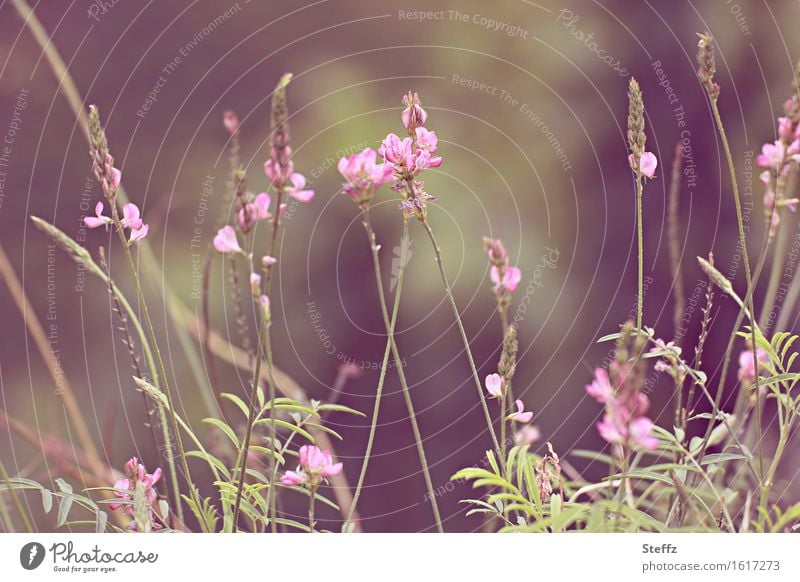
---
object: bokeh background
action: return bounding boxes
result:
[1,0,800,532]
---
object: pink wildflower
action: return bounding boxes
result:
[281,445,342,490]
[484,373,504,398]
[629,152,657,178]
[585,368,613,404]
[338,147,394,205]
[737,347,769,385]
[223,111,239,135]
[109,457,163,529]
[213,225,242,254]
[514,425,541,445]
[84,201,112,229]
[490,265,522,294]
[401,91,427,133]
[508,399,533,423]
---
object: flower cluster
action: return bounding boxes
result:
[337,147,394,206]
[84,106,149,244]
[757,95,800,238]
[280,445,342,490]
[585,367,658,451]
[483,237,522,303]
[109,457,163,531]
[378,92,442,219]
[84,200,149,243]
[585,327,659,451]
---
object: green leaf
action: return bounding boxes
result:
[202,417,240,448]
[57,495,74,527]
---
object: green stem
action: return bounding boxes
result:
[110,208,191,526]
[707,96,763,480]
[421,218,501,458]
[636,177,644,331]
[0,459,32,533]
[231,315,266,531]
[364,214,444,532]
[308,488,317,532]
[344,215,411,529]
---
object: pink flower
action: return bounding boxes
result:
[84,201,112,229]
[401,91,427,132]
[514,425,541,445]
[737,347,769,385]
[629,152,657,178]
[280,470,307,487]
[213,225,242,254]
[508,399,533,423]
[338,148,394,204]
[121,203,144,230]
[237,192,271,231]
[585,368,613,404]
[628,417,659,450]
[415,127,438,153]
[264,156,292,186]
[490,265,522,294]
[778,116,793,141]
[757,141,784,169]
[379,133,413,166]
[129,224,149,243]
[281,445,343,490]
[223,111,239,135]
[286,173,314,202]
[484,373,504,398]
[109,457,162,516]
[262,255,277,268]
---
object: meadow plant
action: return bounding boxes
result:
[5,24,800,537]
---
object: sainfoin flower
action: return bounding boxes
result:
[213,225,242,254]
[237,192,272,232]
[84,201,149,242]
[588,366,659,451]
[264,152,314,202]
[280,445,342,489]
[490,265,522,295]
[338,148,394,205]
[484,373,504,398]
[110,457,163,530]
[402,91,427,133]
[629,152,657,178]
[737,346,769,386]
[585,368,613,404]
[508,399,533,423]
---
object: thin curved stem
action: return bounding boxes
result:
[345,216,410,529]
[706,95,763,480]
[421,218,501,458]
[362,214,444,532]
[636,177,644,332]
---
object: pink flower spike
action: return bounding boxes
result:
[484,373,504,398]
[84,201,112,228]
[509,399,533,423]
[213,225,242,254]
[128,224,149,243]
[121,203,144,230]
